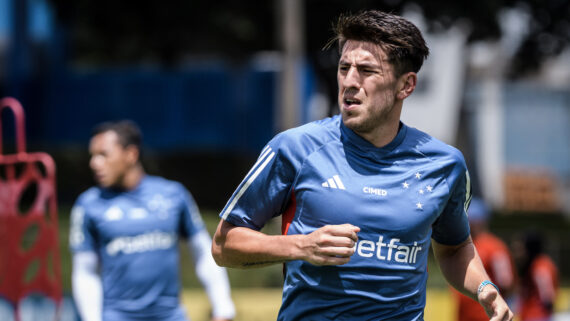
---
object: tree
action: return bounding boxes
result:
[47,0,277,66]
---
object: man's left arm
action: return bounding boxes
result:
[178,185,236,321]
[188,229,236,321]
[432,237,513,321]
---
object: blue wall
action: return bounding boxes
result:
[11,64,277,154]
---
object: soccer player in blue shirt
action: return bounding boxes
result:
[212,10,513,321]
[70,120,235,321]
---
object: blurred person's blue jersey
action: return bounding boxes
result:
[70,175,205,321]
[221,115,472,320]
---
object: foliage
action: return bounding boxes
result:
[47,0,276,65]
[46,0,569,76]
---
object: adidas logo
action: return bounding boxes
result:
[321,175,346,190]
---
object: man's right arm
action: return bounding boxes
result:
[212,219,360,269]
[72,251,103,321]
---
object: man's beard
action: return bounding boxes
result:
[343,107,388,135]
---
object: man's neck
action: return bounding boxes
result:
[120,164,145,190]
[358,120,401,148]
[354,101,403,148]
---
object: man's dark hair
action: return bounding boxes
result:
[92,120,142,151]
[333,10,429,77]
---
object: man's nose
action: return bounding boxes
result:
[342,67,360,89]
[89,156,101,170]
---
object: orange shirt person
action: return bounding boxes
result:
[453,198,517,321]
[518,231,559,321]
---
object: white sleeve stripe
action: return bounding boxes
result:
[243,146,272,179]
[464,170,472,214]
[222,151,276,220]
[259,145,270,157]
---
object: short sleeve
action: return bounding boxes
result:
[220,132,300,230]
[69,201,97,253]
[178,187,206,239]
[432,168,472,245]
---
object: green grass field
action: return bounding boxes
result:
[181,288,570,321]
[181,288,453,321]
[181,287,570,321]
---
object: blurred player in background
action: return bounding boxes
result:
[212,10,513,321]
[453,197,517,321]
[69,120,235,321]
[516,231,559,321]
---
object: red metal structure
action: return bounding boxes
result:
[0,97,62,321]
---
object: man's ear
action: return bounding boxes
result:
[396,72,417,100]
[125,145,140,165]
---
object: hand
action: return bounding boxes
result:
[301,224,360,266]
[478,285,514,321]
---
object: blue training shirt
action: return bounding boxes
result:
[70,175,205,321]
[221,115,472,321]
